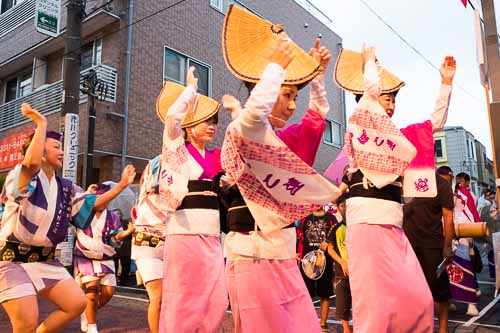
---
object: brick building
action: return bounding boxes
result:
[0,0,345,185]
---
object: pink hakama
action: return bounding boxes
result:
[226,259,321,333]
[159,234,227,333]
[346,223,434,333]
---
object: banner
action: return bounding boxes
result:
[0,129,33,170]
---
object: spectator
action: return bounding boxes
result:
[329,193,352,333]
[297,207,337,333]
[113,209,132,286]
[403,166,454,333]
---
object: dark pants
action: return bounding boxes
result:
[334,277,352,321]
[413,247,451,303]
[113,256,131,285]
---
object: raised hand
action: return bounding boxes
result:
[221,95,241,114]
[269,33,295,70]
[119,164,136,186]
[361,44,376,65]
[308,38,331,74]
[440,56,456,85]
[87,184,98,194]
[21,103,46,125]
[186,66,198,90]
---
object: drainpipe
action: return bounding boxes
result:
[337,42,347,146]
[121,0,133,171]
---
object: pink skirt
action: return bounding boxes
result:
[159,235,227,333]
[226,258,321,333]
[346,223,434,333]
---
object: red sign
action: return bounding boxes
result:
[0,129,33,170]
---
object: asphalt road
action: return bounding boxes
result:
[1,272,499,332]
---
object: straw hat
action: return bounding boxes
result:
[222,4,321,86]
[156,81,221,128]
[334,48,405,94]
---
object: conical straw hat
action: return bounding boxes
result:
[334,48,405,94]
[222,4,321,86]
[156,81,221,128]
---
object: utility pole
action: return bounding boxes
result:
[57,0,84,272]
[81,69,108,187]
[481,0,500,190]
[61,0,84,183]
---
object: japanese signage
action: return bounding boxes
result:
[62,113,79,182]
[0,129,33,170]
[35,0,61,37]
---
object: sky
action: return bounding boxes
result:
[307,0,495,157]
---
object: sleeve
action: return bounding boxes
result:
[240,63,285,125]
[108,212,124,248]
[163,85,197,142]
[336,225,348,259]
[308,74,329,118]
[362,60,381,101]
[4,164,37,203]
[71,184,97,230]
[430,84,452,132]
[276,109,326,166]
[438,177,454,210]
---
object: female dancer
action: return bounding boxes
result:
[0,104,133,333]
[219,5,339,333]
[336,46,455,332]
[75,180,136,333]
[157,67,227,333]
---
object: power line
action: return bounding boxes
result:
[356,0,483,103]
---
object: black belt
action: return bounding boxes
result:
[133,232,164,248]
[0,240,55,263]
[348,183,402,204]
[177,180,219,211]
[227,205,294,233]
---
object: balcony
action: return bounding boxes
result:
[0,64,118,132]
[0,0,36,38]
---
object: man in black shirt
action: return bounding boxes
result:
[403,166,454,333]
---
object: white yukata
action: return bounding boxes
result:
[0,165,96,303]
[74,209,123,286]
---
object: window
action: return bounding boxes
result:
[163,47,211,96]
[323,119,342,147]
[80,39,102,71]
[4,69,32,103]
[434,139,443,158]
[1,0,23,14]
[210,0,237,13]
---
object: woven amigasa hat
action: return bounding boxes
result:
[334,48,405,94]
[222,4,321,86]
[156,81,221,128]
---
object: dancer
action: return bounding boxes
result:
[449,172,481,315]
[219,5,339,333]
[75,180,136,333]
[0,104,130,333]
[156,67,227,333]
[335,46,455,332]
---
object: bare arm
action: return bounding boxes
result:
[114,222,135,241]
[327,243,349,276]
[442,206,454,262]
[94,165,136,211]
[18,104,47,192]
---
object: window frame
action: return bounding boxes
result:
[80,39,103,71]
[323,118,343,148]
[163,46,212,97]
[434,139,443,159]
[3,67,32,103]
[0,0,24,15]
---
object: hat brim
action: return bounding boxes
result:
[222,4,321,86]
[156,81,221,128]
[334,48,405,95]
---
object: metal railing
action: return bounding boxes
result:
[0,0,36,38]
[0,64,118,132]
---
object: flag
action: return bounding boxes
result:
[461,0,467,7]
